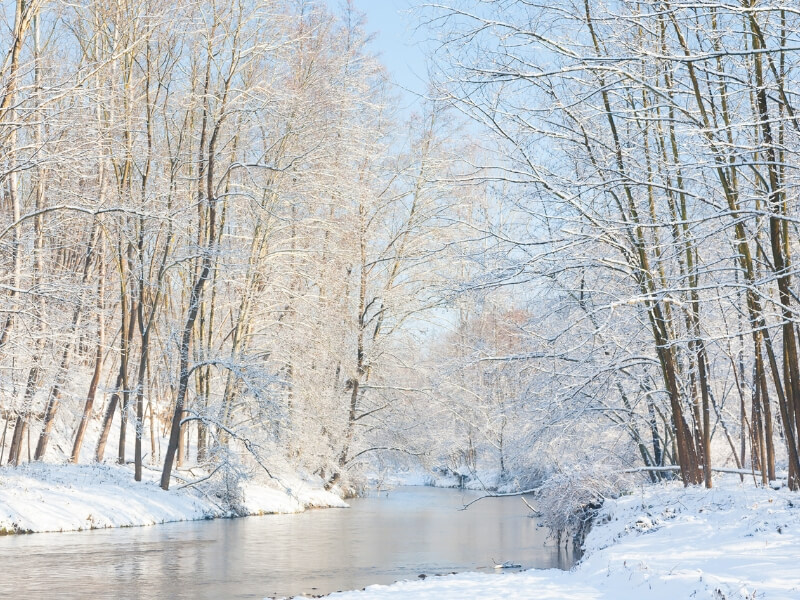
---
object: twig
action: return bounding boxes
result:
[460,487,540,510]
[175,463,225,490]
[521,495,540,515]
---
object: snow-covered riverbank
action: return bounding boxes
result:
[4,466,798,599]
[0,462,347,534]
[322,476,800,600]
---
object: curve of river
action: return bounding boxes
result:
[0,486,573,599]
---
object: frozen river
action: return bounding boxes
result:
[1,486,572,599]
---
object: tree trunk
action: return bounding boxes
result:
[72,238,106,463]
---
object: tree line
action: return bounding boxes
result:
[4,0,800,504]
[0,0,469,493]
[423,0,800,493]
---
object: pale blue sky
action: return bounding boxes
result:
[330,0,430,107]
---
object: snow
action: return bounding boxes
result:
[3,465,799,599]
[319,476,800,600]
[0,462,347,534]
[240,476,348,515]
[369,466,522,492]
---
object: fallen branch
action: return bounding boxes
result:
[460,487,540,510]
[521,495,540,515]
[462,465,783,512]
[622,466,766,476]
[175,462,225,490]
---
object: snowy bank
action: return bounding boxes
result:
[319,476,800,599]
[0,462,347,534]
[369,466,535,493]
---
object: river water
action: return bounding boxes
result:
[1,486,572,599]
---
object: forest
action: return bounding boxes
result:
[2,0,800,536]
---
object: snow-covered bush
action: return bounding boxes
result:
[535,463,633,534]
[196,447,248,515]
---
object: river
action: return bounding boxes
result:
[1,486,572,599]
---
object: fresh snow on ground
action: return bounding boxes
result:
[0,462,347,534]
[319,476,800,600]
[4,465,798,599]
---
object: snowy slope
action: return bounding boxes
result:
[321,476,800,600]
[0,462,347,534]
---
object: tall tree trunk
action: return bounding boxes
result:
[34,224,99,460]
[0,0,38,352]
[95,300,136,462]
[72,235,106,463]
[749,10,800,489]
[161,106,224,490]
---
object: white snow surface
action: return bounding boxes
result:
[368,466,521,492]
[320,476,800,600]
[0,462,347,534]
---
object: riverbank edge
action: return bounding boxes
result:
[0,462,348,535]
[368,467,540,494]
[318,475,800,599]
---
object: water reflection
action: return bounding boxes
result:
[0,486,572,599]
